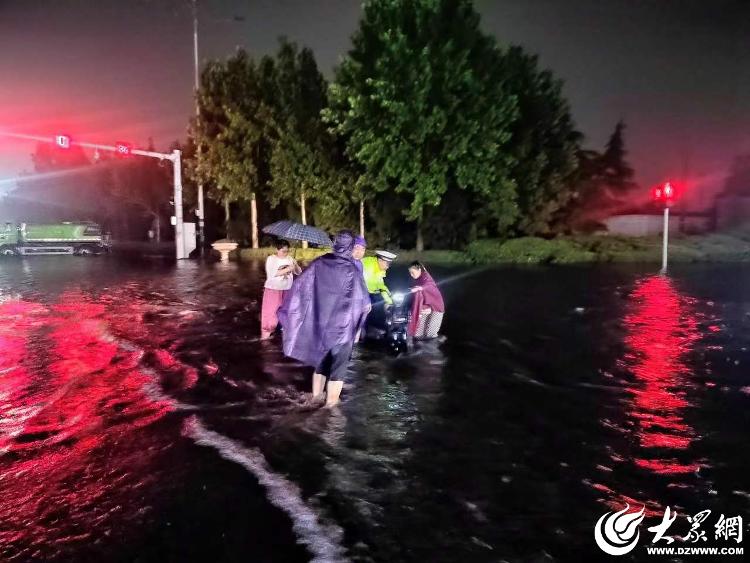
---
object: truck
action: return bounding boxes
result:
[0,222,110,256]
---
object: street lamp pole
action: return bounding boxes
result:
[192,0,205,253]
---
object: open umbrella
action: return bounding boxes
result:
[262,220,332,247]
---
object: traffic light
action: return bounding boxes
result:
[115,142,132,156]
[653,181,675,205]
[55,134,71,149]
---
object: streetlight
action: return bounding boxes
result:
[192,0,205,254]
[653,181,676,274]
[191,1,246,253]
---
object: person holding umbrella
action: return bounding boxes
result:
[260,221,330,340]
[277,230,370,407]
[262,220,332,248]
[261,240,301,340]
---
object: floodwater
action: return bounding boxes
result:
[0,256,748,562]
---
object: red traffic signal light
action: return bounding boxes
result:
[55,134,71,149]
[115,142,132,156]
[653,181,675,203]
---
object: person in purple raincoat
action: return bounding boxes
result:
[352,235,367,276]
[277,230,371,407]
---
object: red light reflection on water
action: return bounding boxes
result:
[0,301,47,453]
[592,275,707,515]
[0,295,175,560]
[622,275,702,475]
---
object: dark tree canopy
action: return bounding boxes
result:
[325,0,520,237]
[600,120,636,194]
[182,0,634,247]
[500,46,582,236]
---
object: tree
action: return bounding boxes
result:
[553,148,606,232]
[190,43,341,247]
[600,120,636,194]
[108,140,172,242]
[367,190,414,248]
[264,40,344,244]
[422,184,477,247]
[190,51,275,247]
[554,121,639,232]
[269,128,360,233]
[325,0,519,251]
[500,47,581,236]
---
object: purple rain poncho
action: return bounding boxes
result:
[277,231,370,368]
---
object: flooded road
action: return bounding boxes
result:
[0,256,748,562]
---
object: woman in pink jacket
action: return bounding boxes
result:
[407,261,445,339]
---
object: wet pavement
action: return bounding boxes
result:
[0,256,748,562]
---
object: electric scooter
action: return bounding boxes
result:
[364,289,411,355]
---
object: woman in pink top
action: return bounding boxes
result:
[261,240,301,339]
[407,261,445,339]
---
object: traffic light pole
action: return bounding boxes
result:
[81,143,186,259]
[661,206,669,274]
[0,132,188,260]
[652,181,675,275]
[81,144,187,260]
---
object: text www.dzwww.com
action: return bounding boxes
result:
[646,546,743,556]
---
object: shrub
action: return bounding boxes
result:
[466,237,596,264]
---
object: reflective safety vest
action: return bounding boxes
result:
[361,255,392,304]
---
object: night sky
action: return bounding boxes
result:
[1,0,748,209]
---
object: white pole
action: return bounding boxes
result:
[661,206,669,274]
[193,0,206,253]
[359,199,365,237]
[193,0,199,90]
[173,149,186,260]
[300,190,308,249]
